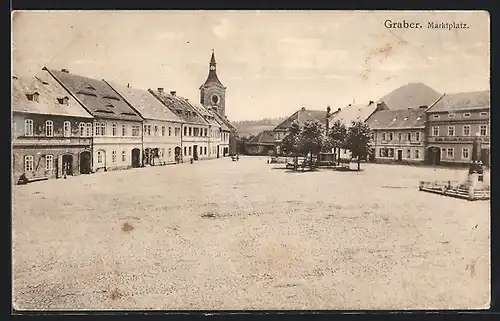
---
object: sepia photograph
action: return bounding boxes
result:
[11,10,490,311]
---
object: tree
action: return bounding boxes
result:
[280,120,301,170]
[236,134,253,155]
[298,119,325,170]
[328,120,348,166]
[345,120,372,171]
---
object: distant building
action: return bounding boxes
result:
[366,107,427,164]
[47,68,144,172]
[12,71,94,184]
[425,91,490,166]
[105,81,183,165]
[246,130,276,155]
[273,107,330,146]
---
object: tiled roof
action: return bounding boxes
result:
[185,100,221,128]
[47,68,143,121]
[106,81,182,123]
[248,130,275,145]
[212,110,236,131]
[275,108,328,130]
[366,108,426,130]
[328,102,383,127]
[12,72,93,119]
[378,82,442,110]
[427,91,490,113]
[210,110,231,131]
[148,89,208,125]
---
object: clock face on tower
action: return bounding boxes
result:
[211,94,220,105]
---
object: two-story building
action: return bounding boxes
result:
[425,91,490,166]
[105,81,183,165]
[187,100,225,158]
[211,110,232,157]
[12,71,94,184]
[149,89,209,163]
[47,68,144,172]
[365,107,427,164]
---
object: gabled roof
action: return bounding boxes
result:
[275,108,328,131]
[247,130,275,145]
[148,89,208,125]
[12,72,93,119]
[427,91,490,113]
[185,100,221,128]
[212,109,236,131]
[366,108,426,130]
[209,109,231,131]
[105,81,182,123]
[46,68,143,121]
[378,82,442,110]
[328,102,384,127]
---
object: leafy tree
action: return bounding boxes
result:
[328,120,348,166]
[280,120,301,170]
[345,120,372,171]
[236,134,253,154]
[298,119,325,170]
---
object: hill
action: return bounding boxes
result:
[379,82,442,110]
[233,117,286,138]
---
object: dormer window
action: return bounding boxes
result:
[403,117,408,121]
[448,113,455,118]
[26,92,40,102]
[105,104,114,108]
[416,116,421,120]
[85,84,96,90]
[57,96,69,105]
[392,118,397,121]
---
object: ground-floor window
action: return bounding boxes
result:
[45,155,54,171]
[122,150,126,162]
[161,148,165,158]
[379,148,394,158]
[414,149,420,159]
[200,146,203,156]
[97,151,103,163]
[406,149,411,159]
[204,147,207,155]
[168,148,172,157]
[112,151,117,162]
[24,155,34,172]
[462,148,469,160]
[184,146,187,156]
[188,147,192,156]
[447,148,454,159]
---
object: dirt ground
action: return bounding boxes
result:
[12,156,490,310]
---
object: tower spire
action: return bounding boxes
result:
[210,49,216,70]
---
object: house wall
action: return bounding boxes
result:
[426,109,490,165]
[370,128,426,164]
[12,112,93,183]
[92,118,142,172]
[143,119,182,165]
[181,123,210,162]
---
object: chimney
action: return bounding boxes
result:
[408,107,413,110]
[157,88,164,94]
[127,83,130,88]
[348,104,352,107]
[61,69,69,73]
[301,107,306,111]
[170,91,176,96]
[338,108,341,112]
[369,100,374,105]
[419,105,427,109]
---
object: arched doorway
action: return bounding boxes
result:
[143,148,150,166]
[131,148,141,168]
[79,151,91,174]
[62,154,74,176]
[426,146,441,165]
[174,146,181,163]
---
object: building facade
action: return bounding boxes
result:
[425,91,490,166]
[105,81,183,165]
[12,72,94,184]
[47,68,144,172]
[366,107,427,164]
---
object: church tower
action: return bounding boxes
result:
[200,50,227,117]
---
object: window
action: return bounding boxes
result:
[441,148,446,160]
[112,150,116,162]
[168,148,172,157]
[382,133,386,141]
[86,123,92,137]
[188,146,192,156]
[143,124,148,136]
[175,128,180,136]
[398,133,402,141]
[480,125,487,136]
[45,120,53,137]
[463,125,470,136]
[379,149,385,157]
[154,125,159,136]
[407,132,412,141]
[97,151,103,163]
[448,113,455,118]
[45,155,53,171]
[95,122,100,136]
[132,125,140,137]
[448,126,455,136]
[388,148,394,158]
[24,155,34,172]
[161,148,165,158]
[480,112,488,117]
[389,132,393,141]
[79,123,85,136]
[63,121,71,137]
[100,122,107,136]
[161,126,165,136]
[463,113,471,117]
[432,126,439,136]
[205,128,208,137]
[462,148,470,160]
[122,124,127,136]
[189,127,192,136]
[433,114,440,119]
[407,149,411,159]
[24,119,33,136]
[415,132,420,141]
[184,127,187,136]
[447,148,454,159]
[122,150,126,162]
[414,150,420,159]
[112,123,117,136]
[200,146,203,155]
[184,146,187,156]
[204,146,207,155]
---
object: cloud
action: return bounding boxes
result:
[211,18,232,39]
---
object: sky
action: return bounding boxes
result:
[12,11,490,121]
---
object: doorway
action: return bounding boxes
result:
[217,145,220,158]
[193,145,199,161]
[62,154,73,176]
[132,148,141,168]
[426,147,441,165]
[174,146,181,163]
[397,149,403,162]
[79,151,91,174]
